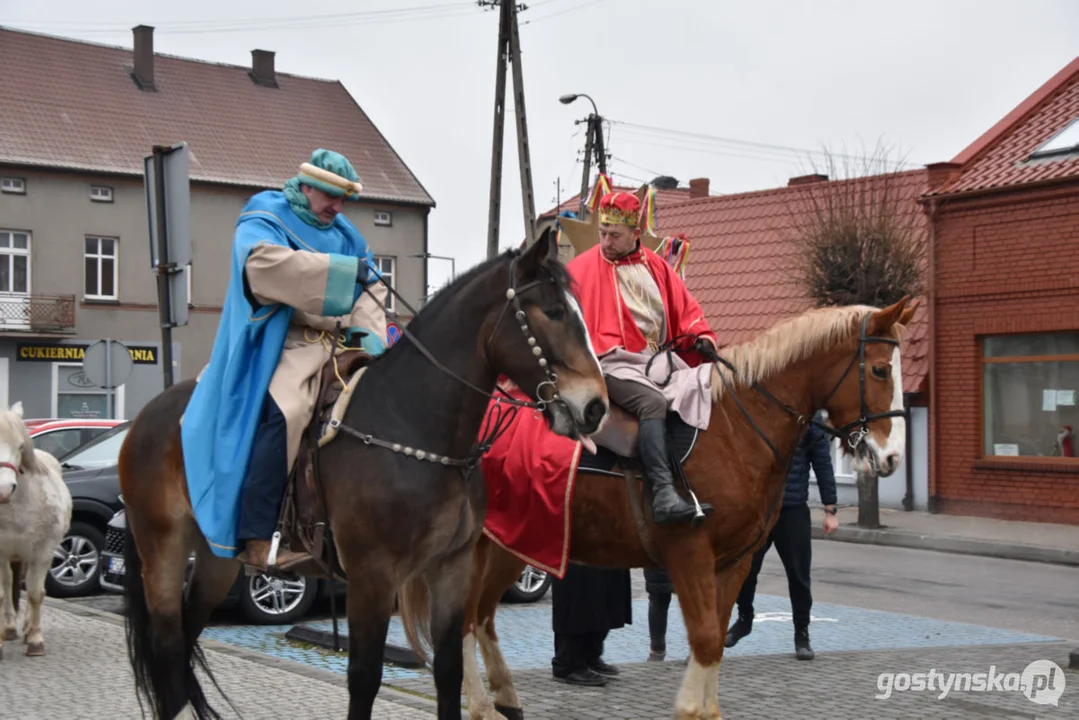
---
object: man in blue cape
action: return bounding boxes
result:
[181,148,388,572]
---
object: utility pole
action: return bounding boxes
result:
[578,119,594,216]
[482,0,538,257]
[561,94,606,216]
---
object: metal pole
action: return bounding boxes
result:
[485,0,510,258]
[105,337,113,419]
[507,0,537,246]
[593,114,608,175]
[152,145,175,390]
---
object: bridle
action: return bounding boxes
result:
[329,251,574,469]
[708,311,907,465]
[0,461,21,476]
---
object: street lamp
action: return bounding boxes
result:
[559,92,599,118]
[560,92,606,212]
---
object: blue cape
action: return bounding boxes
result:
[181,190,379,557]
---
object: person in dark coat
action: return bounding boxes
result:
[724,413,839,660]
[551,563,632,686]
[644,567,674,661]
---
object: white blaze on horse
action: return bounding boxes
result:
[0,401,73,658]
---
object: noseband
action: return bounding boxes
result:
[0,461,21,475]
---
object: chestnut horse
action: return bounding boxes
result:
[408,297,917,720]
[117,229,610,720]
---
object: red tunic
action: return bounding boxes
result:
[567,244,718,366]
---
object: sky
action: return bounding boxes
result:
[2,0,1078,296]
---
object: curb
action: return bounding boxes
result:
[286,624,425,668]
[811,525,1079,567]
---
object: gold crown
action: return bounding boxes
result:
[597,205,639,226]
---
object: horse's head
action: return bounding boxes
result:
[818,297,917,478]
[0,401,33,503]
[487,227,608,441]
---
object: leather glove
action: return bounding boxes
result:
[694,337,721,362]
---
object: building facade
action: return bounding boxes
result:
[0,26,435,420]
[922,57,1079,524]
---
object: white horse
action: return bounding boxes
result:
[0,401,72,658]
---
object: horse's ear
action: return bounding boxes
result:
[10,401,23,418]
[869,296,910,334]
[898,300,919,327]
[518,226,559,276]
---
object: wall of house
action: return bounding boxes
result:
[0,166,428,418]
[930,184,1079,524]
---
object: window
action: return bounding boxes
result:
[33,428,87,458]
[0,230,30,294]
[85,236,118,300]
[90,185,113,203]
[374,211,393,227]
[1030,117,1079,159]
[374,256,395,312]
[982,332,1079,459]
[52,363,124,421]
[1,178,25,194]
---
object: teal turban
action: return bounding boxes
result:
[283,148,364,228]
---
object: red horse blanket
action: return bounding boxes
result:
[480,384,584,578]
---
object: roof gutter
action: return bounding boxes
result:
[920,172,1079,208]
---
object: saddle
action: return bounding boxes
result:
[271,340,372,578]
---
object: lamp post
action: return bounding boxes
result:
[560,93,607,214]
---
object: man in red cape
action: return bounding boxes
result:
[568,189,720,526]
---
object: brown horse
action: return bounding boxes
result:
[116,228,610,720]
[408,297,917,720]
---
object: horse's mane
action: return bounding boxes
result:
[711,304,880,401]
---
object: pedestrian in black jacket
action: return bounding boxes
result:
[724,413,839,660]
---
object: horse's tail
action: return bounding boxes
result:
[397,575,434,665]
[9,561,22,612]
[122,519,228,720]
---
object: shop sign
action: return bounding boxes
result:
[16,342,158,365]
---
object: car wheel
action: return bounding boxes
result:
[238,572,318,624]
[501,566,551,603]
[46,521,106,598]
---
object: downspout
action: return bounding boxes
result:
[902,392,913,511]
[421,208,430,315]
[923,195,941,514]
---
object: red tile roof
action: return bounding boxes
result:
[929,57,1079,196]
[658,171,931,394]
[0,27,434,206]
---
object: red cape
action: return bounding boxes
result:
[480,385,582,577]
[567,244,718,364]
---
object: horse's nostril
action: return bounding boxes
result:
[584,398,606,428]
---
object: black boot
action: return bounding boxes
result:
[794,626,814,660]
[724,613,752,648]
[638,418,711,526]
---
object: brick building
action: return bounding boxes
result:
[922,57,1079,524]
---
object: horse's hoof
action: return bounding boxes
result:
[2,628,15,641]
[26,642,44,657]
[494,705,524,720]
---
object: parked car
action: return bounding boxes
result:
[30,418,125,460]
[47,422,131,598]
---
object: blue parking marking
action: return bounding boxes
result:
[201,594,1061,678]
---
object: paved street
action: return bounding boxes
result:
[41,539,1079,718]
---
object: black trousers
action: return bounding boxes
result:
[605,375,667,421]
[237,394,289,543]
[552,631,607,676]
[736,504,813,629]
[645,567,673,653]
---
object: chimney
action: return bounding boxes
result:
[131,25,155,91]
[688,177,710,198]
[788,173,829,187]
[925,162,963,191]
[250,50,278,88]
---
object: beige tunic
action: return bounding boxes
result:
[244,243,389,471]
[600,262,713,431]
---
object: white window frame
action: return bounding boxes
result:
[373,211,393,227]
[51,362,125,420]
[1,178,26,194]
[90,185,113,203]
[0,229,32,296]
[375,255,395,312]
[85,235,119,301]
[186,262,193,307]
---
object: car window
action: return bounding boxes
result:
[60,425,129,469]
[34,428,87,458]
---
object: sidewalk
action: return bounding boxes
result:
[810,505,1079,566]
